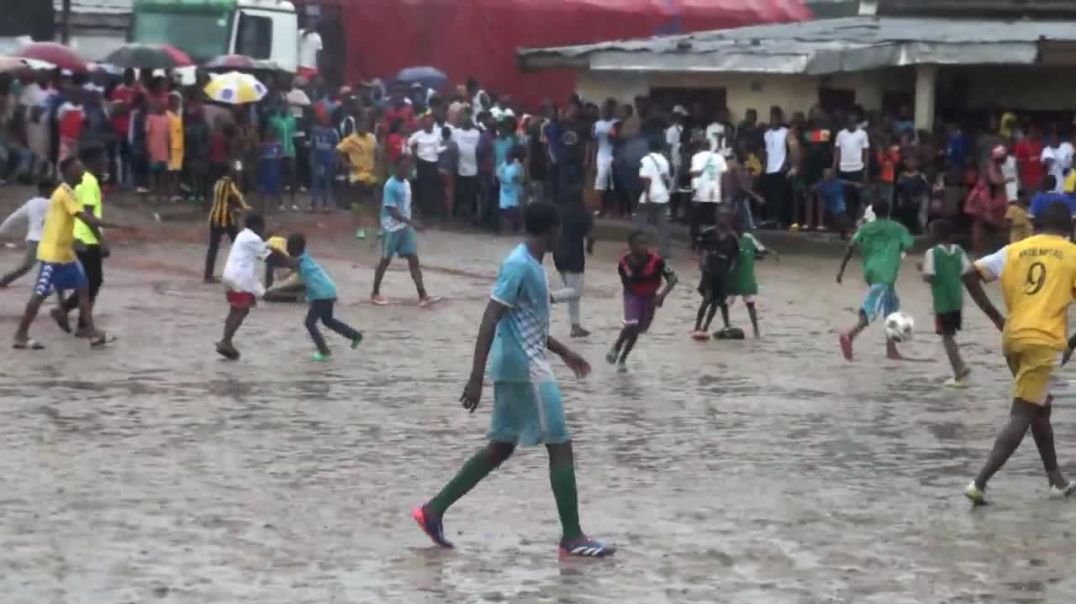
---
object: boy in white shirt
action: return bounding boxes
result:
[635,137,672,257]
[217,213,283,360]
[0,180,52,288]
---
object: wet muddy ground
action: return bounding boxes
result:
[1,211,1075,603]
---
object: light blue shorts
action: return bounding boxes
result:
[488,381,570,446]
[382,227,417,258]
[862,283,899,322]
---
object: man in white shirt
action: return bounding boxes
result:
[409,113,445,221]
[689,140,728,241]
[0,181,51,288]
[834,115,870,219]
[593,99,617,214]
[635,138,672,257]
[705,107,731,155]
[1041,131,1074,193]
[452,109,482,220]
[761,107,790,228]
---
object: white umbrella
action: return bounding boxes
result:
[285,88,311,107]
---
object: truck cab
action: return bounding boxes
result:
[131,0,300,72]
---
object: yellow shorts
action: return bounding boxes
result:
[1004,343,1061,405]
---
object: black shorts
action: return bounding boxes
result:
[935,311,962,336]
[697,272,728,302]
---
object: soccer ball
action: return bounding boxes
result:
[884,312,915,343]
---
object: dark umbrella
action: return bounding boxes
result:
[13,42,87,73]
[395,66,448,91]
[205,54,282,73]
[104,43,192,69]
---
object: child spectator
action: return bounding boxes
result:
[309,111,340,212]
[496,144,524,233]
[166,93,184,202]
[895,157,930,234]
[437,126,458,218]
[258,130,284,208]
[145,100,171,202]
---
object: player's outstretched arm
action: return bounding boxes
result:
[962,271,1005,331]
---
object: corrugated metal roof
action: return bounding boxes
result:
[519,16,1076,74]
[53,0,133,15]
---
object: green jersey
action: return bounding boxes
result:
[852,219,913,286]
[728,232,766,296]
[923,243,971,314]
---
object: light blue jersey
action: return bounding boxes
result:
[381,176,412,232]
[489,243,552,383]
[298,253,337,300]
[498,161,523,209]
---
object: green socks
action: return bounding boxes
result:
[550,463,583,542]
[427,449,496,517]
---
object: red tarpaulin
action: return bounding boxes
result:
[327,0,810,103]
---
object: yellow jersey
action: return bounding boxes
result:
[976,234,1076,350]
[336,133,377,184]
[37,184,83,264]
[72,171,102,245]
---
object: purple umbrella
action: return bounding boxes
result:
[395,66,448,91]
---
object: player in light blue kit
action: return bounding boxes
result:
[412,201,615,558]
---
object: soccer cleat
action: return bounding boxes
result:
[1049,482,1076,500]
[351,333,364,349]
[605,350,618,365]
[944,377,969,389]
[311,351,331,362]
[355,228,367,240]
[964,481,988,506]
[412,506,454,549]
[691,330,710,341]
[419,295,443,308]
[371,295,390,306]
[559,537,616,559]
[616,361,628,373]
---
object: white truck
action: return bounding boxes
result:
[130,0,323,74]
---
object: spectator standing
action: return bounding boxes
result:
[409,112,444,222]
[268,104,298,208]
[145,100,171,202]
[689,137,727,241]
[166,93,184,202]
[834,115,870,220]
[437,126,458,218]
[593,99,617,215]
[1040,129,1073,194]
[308,111,339,212]
[453,108,482,221]
[635,137,672,258]
[555,99,591,207]
[1014,125,1044,194]
[761,107,790,228]
[185,106,212,203]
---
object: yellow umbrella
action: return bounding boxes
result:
[203,71,268,104]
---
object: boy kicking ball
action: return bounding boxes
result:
[412,201,614,558]
[836,199,914,361]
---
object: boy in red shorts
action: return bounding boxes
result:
[216,212,284,360]
[606,230,677,372]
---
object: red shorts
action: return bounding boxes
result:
[226,291,257,310]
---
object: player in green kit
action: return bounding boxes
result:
[921,219,972,387]
[836,199,914,361]
[412,201,615,559]
[725,229,769,338]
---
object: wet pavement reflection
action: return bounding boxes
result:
[1,230,1075,602]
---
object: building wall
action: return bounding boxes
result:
[576,69,913,119]
[577,65,1076,120]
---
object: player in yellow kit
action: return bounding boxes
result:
[962,201,1076,504]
